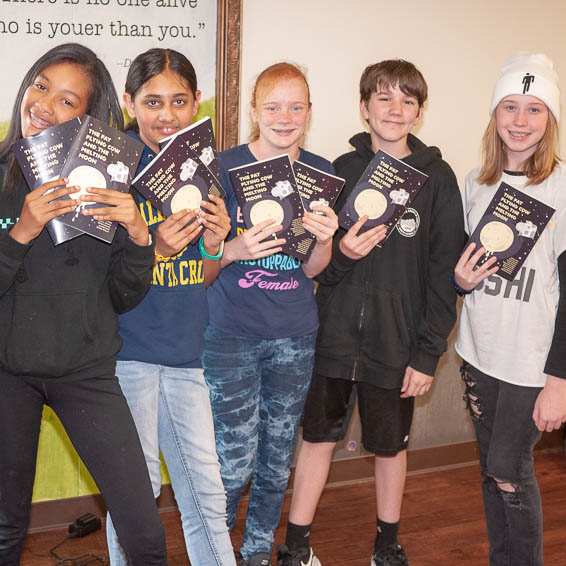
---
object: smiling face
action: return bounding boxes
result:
[495,94,549,171]
[361,84,421,158]
[250,76,312,160]
[123,68,201,153]
[20,62,90,138]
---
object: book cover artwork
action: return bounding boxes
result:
[467,181,555,281]
[56,115,143,243]
[133,133,224,223]
[293,160,345,214]
[338,149,428,241]
[159,116,221,185]
[11,118,83,245]
[229,154,316,261]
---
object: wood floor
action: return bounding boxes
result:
[21,450,566,565]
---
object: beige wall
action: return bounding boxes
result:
[240,0,566,452]
[240,0,566,185]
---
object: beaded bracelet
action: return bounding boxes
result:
[451,272,473,297]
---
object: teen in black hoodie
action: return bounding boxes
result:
[0,44,166,565]
[315,130,464,386]
[278,61,465,566]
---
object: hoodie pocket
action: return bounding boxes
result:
[361,289,411,369]
[315,283,364,356]
[3,290,96,377]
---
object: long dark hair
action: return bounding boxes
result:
[0,43,124,193]
[124,48,198,133]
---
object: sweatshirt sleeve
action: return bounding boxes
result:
[108,227,155,314]
[409,168,467,375]
[544,250,566,379]
[0,230,31,297]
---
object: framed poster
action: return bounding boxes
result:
[0,0,241,148]
[0,0,241,506]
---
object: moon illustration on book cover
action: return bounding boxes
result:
[354,188,388,220]
[170,183,203,214]
[67,164,107,222]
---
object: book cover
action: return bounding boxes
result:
[229,154,316,261]
[133,133,225,232]
[56,115,144,244]
[467,181,555,281]
[293,160,345,213]
[159,116,221,185]
[11,117,83,245]
[338,149,428,241]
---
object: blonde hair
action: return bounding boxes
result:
[478,110,560,186]
[248,62,310,143]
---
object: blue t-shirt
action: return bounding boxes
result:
[118,131,208,368]
[207,144,334,339]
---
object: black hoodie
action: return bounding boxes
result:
[314,132,466,388]
[0,158,154,380]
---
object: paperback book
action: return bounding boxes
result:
[229,154,317,261]
[467,181,555,281]
[338,149,428,241]
[133,133,225,242]
[159,116,221,184]
[293,160,345,214]
[56,115,144,243]
[11,117,83,245]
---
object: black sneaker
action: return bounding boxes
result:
[241,552,272,566]
[371,543,409,566]
[277,545,321,566]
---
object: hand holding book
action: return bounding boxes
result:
[200,194,231,257]
[9,178,80,245]
[222,219,285,266]
[154,209,203,259]
[301,204,338,246]
[78,187,150,246]
[338,215,388,261]
[454,241,499,292]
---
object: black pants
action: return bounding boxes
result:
[461,363,543,566]
[0,371,167,566]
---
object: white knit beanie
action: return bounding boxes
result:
[489,52,560,122]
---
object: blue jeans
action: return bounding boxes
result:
[106,361,236,566]
[461,363,543,566]
[202,327,317,561]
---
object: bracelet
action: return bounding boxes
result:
[154,250,171,263]
[199,236,224,260]
[130,233,153,247]
[451,273,473,297]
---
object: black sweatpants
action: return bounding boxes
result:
[0,371,168,565]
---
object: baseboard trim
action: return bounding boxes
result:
[28,431,563,533]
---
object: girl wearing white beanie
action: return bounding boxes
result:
[453,52,566,565]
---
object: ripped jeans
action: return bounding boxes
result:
[461,362,543,566]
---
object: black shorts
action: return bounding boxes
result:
[302,373,415,456]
